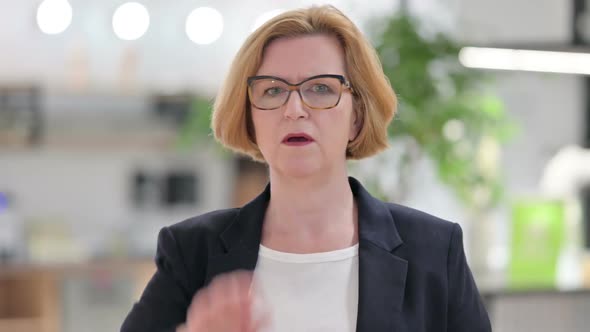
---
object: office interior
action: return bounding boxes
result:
[1,1,590,331]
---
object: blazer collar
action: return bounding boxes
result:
[349,177,409,331]
[206,177,408,331]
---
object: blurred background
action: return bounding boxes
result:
[1,0,590,331]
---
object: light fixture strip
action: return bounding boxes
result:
[459,47,590,75]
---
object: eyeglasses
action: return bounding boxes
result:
[247,74,353,110]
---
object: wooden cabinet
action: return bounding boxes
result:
[0,261,154,332]
[0,273,56,332]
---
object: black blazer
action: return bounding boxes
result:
[121,177,491,332]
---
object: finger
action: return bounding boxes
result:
[213,272,253,331]
[247,287,271,332]
[248,308,271,332]
[215,271,253,317]
[187,288,212,331]
[226,273,255,332]
[231,270,255,293]
[187,271,255,332]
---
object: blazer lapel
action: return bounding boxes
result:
[204,183,270,285]
[351,178,409,332]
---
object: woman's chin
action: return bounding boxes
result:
[277,160,322,178]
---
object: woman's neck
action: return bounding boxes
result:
[261,169,358,253]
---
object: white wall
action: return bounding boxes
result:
[454,0,572,44]
[494,73,585,195]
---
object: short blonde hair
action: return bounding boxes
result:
[212,5,397,162]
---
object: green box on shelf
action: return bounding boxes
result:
[509,198,565,289]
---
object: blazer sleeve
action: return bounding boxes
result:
[447,223,492,332]
[121,227,192,332]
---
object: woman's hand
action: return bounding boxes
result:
[180,271,268,332]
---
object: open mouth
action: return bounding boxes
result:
[282,133,314,145]
[286,136,311,142]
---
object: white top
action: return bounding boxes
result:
[252,243,359,332]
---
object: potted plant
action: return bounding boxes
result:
[349,11,517,286]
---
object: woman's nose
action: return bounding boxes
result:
[283,91,309,120]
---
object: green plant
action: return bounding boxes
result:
[176,96,216,149]
[358,13,517,211]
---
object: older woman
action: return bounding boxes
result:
[121,5,490,332]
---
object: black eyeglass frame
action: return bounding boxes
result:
[246,74,354,110]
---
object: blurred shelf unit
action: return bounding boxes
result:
[0,89,205,151]
[0,85,42,147]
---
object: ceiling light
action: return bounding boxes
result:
[37,0,73,35]
[112,2,150,41]
[186,7,224,45]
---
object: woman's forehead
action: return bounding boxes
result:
[255,34,347,80]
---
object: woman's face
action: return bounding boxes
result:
[250,34,359,178]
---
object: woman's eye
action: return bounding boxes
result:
[310,84,331,93]
[264,87,284,96]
